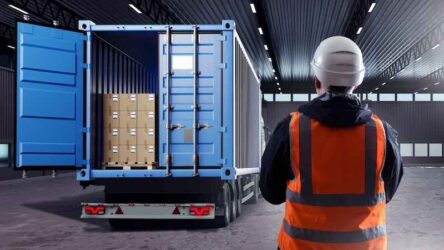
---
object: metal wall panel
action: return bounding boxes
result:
[0,66,14,144]
[234,36,261,169]
[263,101,444,165]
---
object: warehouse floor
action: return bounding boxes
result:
[0,168,443,250]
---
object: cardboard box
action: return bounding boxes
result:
[104,110,120,128]
[119,110,137,128]
[137,110,156,128]
[103,94,119,111]
[137,144,155,163]
[119,127,137,146]
[104,127,119,145]
[103,145,119,163]
[137,127,156,145]
[137,94,156,111]
[119,144,137,163]
[120,94,138,111]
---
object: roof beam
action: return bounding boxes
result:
[6,0,84,29]
[0,21,15,43]
[250,0,281,90]
[344,0,374,40]
[128,0,183,24]
[369,20,444,93]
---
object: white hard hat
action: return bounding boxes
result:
[311,36,365,87]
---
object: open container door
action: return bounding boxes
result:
[16,22,85,169]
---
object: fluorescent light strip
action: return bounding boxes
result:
[375,87,379,91]
[277,82,280,86]
[434,82,440,86]
[432,43,440,50]
[274,76,278,80]
[272,69,275,73]
[268,57,272,62]
[128,4,142,14]
[8,4,29,14]
[278,87,281,91]
[7,45,15,49]
[264,44,268,50]
[423,87,428,90]
[381,82,386,86]
[250,3,256,13]
[258,27,263,35]
[368,3,376,12]
[356,27,363,35]
[390,76,395,80]
[415,57,422,62]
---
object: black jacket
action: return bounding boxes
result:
[260,92,403,205]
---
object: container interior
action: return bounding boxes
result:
[90,31,160,169]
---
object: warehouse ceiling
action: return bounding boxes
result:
[1,0,444,94]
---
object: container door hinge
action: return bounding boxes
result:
[219,158,227,164]
[217,35,227,41]
[217,63,227,69]
[81,159,90,165]
[82,127,90,133]
[82,63,91,69]
[219,126,227,133]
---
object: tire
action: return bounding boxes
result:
[214,184,231,227]
[235,179,242,217]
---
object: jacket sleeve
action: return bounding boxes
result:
[260,115,294,205]
[381,121,404,203]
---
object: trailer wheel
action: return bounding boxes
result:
[214,184,230,227]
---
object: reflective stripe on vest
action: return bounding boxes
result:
[279,112,387,249]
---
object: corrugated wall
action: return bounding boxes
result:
[0,66,14,144]
[263,101,444,165]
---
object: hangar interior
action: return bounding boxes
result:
[0,0,443,249]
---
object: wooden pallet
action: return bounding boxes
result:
[102,162,157,170]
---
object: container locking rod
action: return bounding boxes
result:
[192,25,199,177]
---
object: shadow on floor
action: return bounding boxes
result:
[22,190,251,232]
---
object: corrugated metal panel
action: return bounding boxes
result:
[0,66,14,144]
[263,101,444,164]
[234,36,261,169]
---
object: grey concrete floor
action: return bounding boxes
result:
[0,168,443,250]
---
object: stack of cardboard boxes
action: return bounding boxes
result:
[103,94,156,167]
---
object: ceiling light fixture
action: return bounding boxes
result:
[375,87,379,91]
[264,44,268,50]
[390,76,395,80]
[250,3,256,13]
[368,2,376,12]
[277,82,280,86]
[414,92,418,94]
[381,82,386,86]
[128,4,142,14]
[432,43,440,50]
[268,57,272,62]
[278,87,281,91]
[434,82,440,85]
[272,69,275,73]
[415,57,422,62]
[8,4,29,14]
[7,45,15,50]
[356,27,363,35]
[258,27,263,35]
[274,76,278,80]
[423,87,428,90]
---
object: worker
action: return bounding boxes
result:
[260,36,403,250]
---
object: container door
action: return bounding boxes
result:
[16,22,84,168]
[159,33,222,167]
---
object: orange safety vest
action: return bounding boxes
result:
[278,112,387,250]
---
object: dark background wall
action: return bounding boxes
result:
[262,101,444,165]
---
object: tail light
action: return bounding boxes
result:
[85,205,105,215]
[189,205,212,216]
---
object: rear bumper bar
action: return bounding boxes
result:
[81,202,216,219]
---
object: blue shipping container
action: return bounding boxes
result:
[15,20,261,182]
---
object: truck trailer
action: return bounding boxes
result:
[14,20,262,227]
